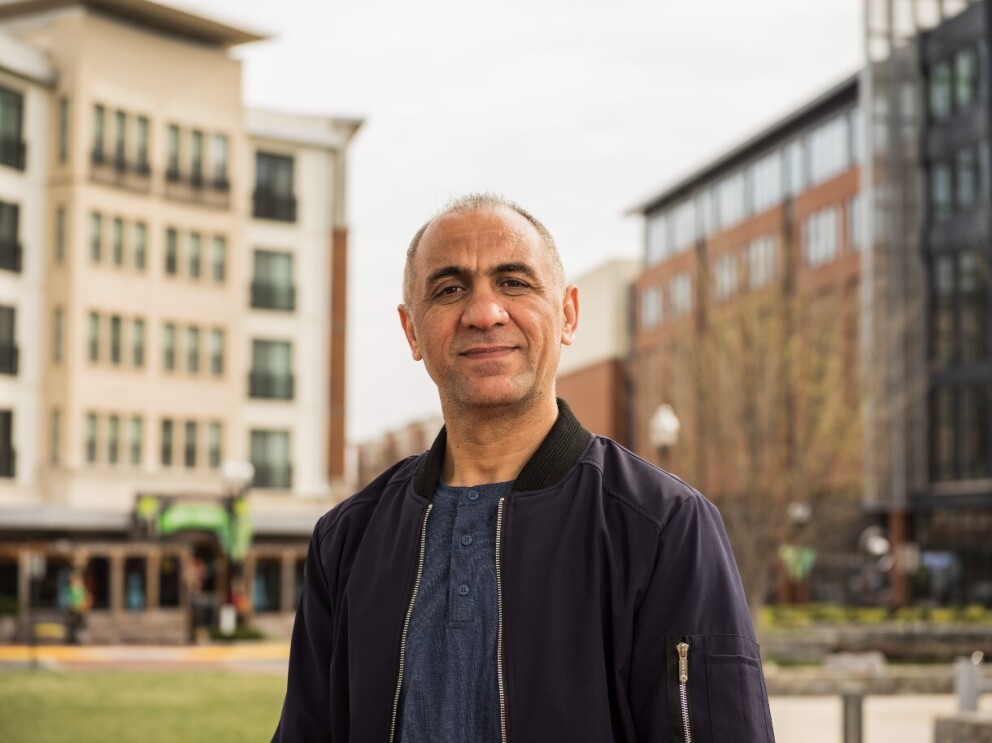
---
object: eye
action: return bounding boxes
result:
[501,278,529,289]
[433,284,464,298]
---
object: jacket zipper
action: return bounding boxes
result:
[677,640,692,743]
[496,496,508,743]
[388,503,433,743]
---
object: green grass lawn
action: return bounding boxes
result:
[0,669,287,743]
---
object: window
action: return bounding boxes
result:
[210,329,224,375]
[212,134,229,188]
[253,558,282,613]
[748,149,783,214]
[253,152,296,221]
[112,217,123,266]
[208,422,222,468]
[931,162,953,222]
[716,171,746,231]
[186,326,200,373]
[165,228,178,275]
[129,416,143,465]
[212,236,227,282]
[92,104,105,161]
[849,106,863,163]
[956,46,979,111]
[981,141,991,202]
[0,409,11,477]
[110,315,122,365]
[160,418,173,467]
[956,146,977,211]
[698,189,716,239]
[671,200,696,253]
[929,61,953,121]
[250,340,294,399]
[0,306,15,375]
[90,212,102,262]
[160,556,182,608]
[645,212,669,265]
[252,250,295,310]
[188,233,201,278]
[713,253,739,302]
[50,409,61,465]
[961,383,989,479]
[113,110,125,168]
[88,312,100,361]
[59,97,69,164]
[640,285,662,329]
[931,387,955,481]
[803,206,840,266]
[785,139,805,196]
[668,273,692,318]
[167,124,179,179]
[184,420,197,468]
[133,222,146,270]
[107,415,119,465]
[847,195,864,251]
[0,201,19,273]
[162,322,176,370]
[52,307,63,363]
[807,113,851,186]
[190,130,203,184]
[124,557,146,611]
[85,412,97,463]
[931,254,955,366]
[55,206,66,263]
[747,235,777,289]
[959,251,987,364]
[980,41,990,103]
[250,430,292,489]
[0,87,23,170]
[132,318,145,367]
[136,116,149,172]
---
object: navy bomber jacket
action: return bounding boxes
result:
[272,400,776,743]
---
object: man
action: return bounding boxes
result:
[272,194,775,742]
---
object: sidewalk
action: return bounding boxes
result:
[0,642,291,671]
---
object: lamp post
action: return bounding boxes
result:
[219,460,254,636]
[649,404,681,469]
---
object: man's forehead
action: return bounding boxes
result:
[418,210,543,265]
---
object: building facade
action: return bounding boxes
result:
[0,0,360,643]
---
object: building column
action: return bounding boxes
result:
[888,508,908,607]
[110,551,125,615]
[17,549,31,640]
[281,551,295,614]
[146,551,160,611]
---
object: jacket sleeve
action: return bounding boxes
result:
[627,492,776,743]
[271,523,334,742]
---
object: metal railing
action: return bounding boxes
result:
[248,372,294,400]
[250,282,296,311]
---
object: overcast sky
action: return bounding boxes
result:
[177,0,864,441]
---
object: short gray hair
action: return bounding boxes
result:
[402,193,565,307]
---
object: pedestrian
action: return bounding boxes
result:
[272,193,776,742]
[66,570,91,645]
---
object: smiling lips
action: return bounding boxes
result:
[459,345,517,360]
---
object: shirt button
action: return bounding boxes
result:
[461,534,473,546]
[457,584,470,596]
[467,490,480,501]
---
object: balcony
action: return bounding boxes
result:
[252,463,292,489]
[90,149,151,193]
[252,190,297,222]
[0,447,14,478]
[0,240,21,273]
[0,343,17,375]
[0,138,25,171]
[250,282,296,311]
[249,371,294,400]
[164,168,230,209]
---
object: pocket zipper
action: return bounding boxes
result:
[677,640,693,743]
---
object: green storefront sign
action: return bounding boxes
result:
[134,494,253,562]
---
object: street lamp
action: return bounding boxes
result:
[649,404,680,468]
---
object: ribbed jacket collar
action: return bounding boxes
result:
[413,398,592,499]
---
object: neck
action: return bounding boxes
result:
[440,395,559,486]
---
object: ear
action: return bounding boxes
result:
[560,284,578,346]
[398,304,423,361]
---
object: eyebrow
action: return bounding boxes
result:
[425,262,540,287]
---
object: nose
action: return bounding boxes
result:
[461,288,508,330]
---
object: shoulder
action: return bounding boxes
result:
[313,453,423,543]
[577,435,717,533]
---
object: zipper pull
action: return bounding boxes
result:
[677,641,689,684]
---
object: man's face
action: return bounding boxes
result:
[398,206,578,412]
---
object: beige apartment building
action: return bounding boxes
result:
[0,0,360,643]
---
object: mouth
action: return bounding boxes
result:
[459,345,516,360]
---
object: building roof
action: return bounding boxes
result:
[0,27,55,84]
[0,0,267,48]
[628,71,861,216]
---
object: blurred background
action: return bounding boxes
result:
[0,0,991,741]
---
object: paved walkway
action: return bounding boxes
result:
[0,642,291,671]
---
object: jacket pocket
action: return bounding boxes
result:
[705,654,774,743]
